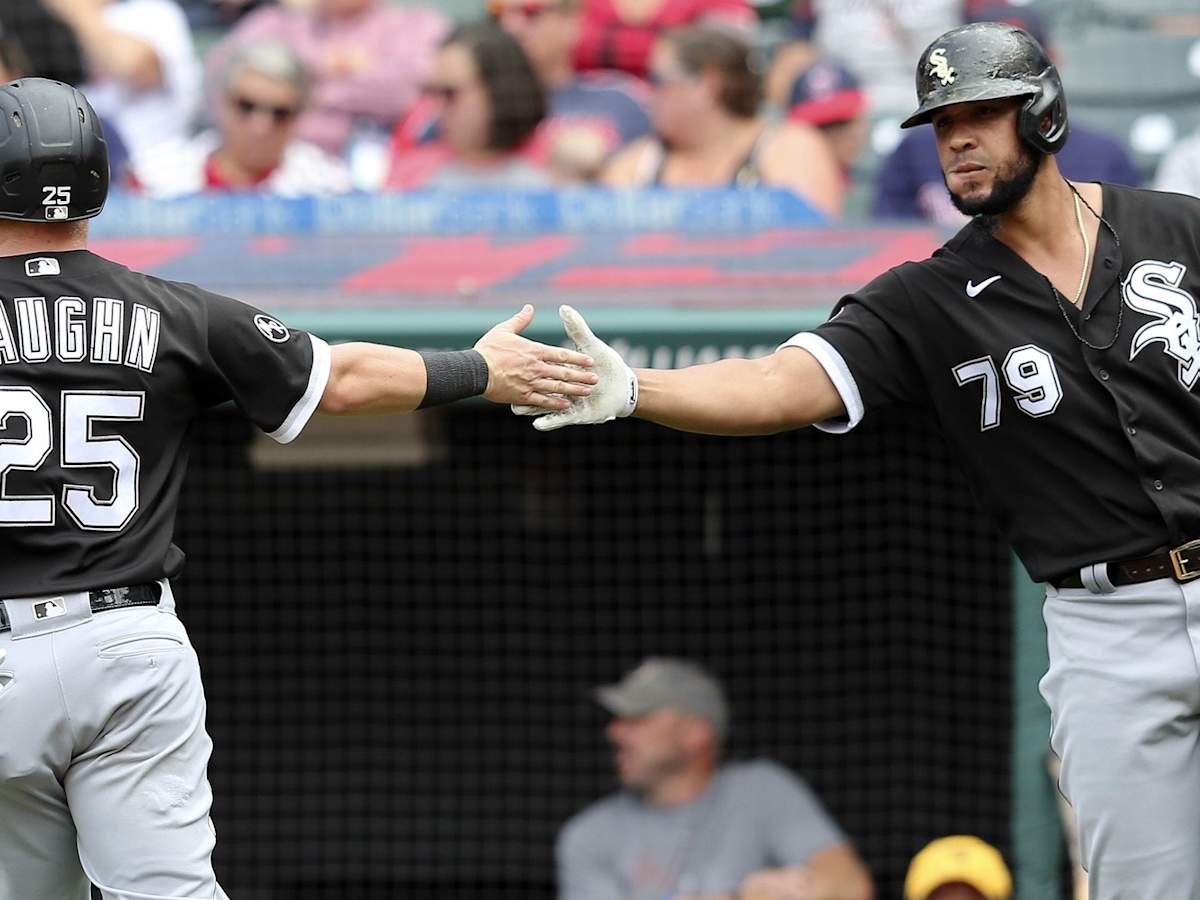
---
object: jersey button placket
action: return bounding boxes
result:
[1154,479,1165,491]
[1098,369,1110,382]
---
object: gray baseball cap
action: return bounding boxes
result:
[594,658,730,738]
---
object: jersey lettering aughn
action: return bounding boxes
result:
[786,184,1200,582]
[0,250,330,599]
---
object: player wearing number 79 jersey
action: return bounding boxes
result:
[526,22,1200,899]
[0,79,595,900]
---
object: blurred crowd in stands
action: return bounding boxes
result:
[0,0,1196,219]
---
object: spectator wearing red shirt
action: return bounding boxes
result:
[491,0,653,181]
[130,39,351,197]
[573,0,756,78]
[386,23,551,189]
[207,0,450,156]
[603,26,844,217]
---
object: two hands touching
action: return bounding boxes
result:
[504,305,637,430]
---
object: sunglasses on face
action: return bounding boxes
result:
[422,82,468,103]
[230,95,300,125]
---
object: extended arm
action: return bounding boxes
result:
[42,0,164,90]
[320,305,595,416]
[733,845,873,900]
[634,349,845,435]
[520,306,846,434]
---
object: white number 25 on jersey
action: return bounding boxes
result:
[952,344,1063,431]
[0,387,142,530]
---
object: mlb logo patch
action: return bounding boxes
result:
[33,599,65,620]
[44,206,68,221]
[25,257,60,277]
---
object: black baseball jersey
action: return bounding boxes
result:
[0,250,330,599]
[789,183,1200,583]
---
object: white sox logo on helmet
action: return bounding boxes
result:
[928,48,956,85]
[1123,260,1200,389]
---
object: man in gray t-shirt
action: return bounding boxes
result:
[556,659,874,900]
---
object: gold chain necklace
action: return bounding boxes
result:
[1071,189,1091,308]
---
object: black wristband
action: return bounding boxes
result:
[417,349,490,408]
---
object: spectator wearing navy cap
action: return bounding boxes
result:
[871,3,1142,224]
[781,54,867,175]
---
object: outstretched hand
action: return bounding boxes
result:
[475,305,597,410]
[513,305,639,431]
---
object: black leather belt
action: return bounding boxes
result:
[1053,539,1200,589]
[0,582,162,634]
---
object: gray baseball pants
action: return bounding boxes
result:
[1042,578,1200,900]
[0,581,230,899]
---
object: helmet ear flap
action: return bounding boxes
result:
[1018,66,1068,155]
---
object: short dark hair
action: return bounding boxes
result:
[665,26,760,119]
[444,22,547,152]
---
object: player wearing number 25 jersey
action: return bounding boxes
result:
[0,254,326,599]
[0,78,596,900]
[0,254,328,598]
[525,22,1200,898]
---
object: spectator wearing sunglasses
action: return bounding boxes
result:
[602,26,844,217]
[129,39,352,198]
[386,23,551,189]
[206,0,449,157]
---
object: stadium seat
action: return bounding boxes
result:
[1056,26,1200,105]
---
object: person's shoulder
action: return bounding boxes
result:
[722,757,808,791]
[767,119,825,150]
[601,136,657,186]
[1107,180,1200,217]
[558,791,630,842]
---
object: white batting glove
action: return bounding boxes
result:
[512,305,638,431]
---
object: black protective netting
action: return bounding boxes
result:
[171,402,1012,900]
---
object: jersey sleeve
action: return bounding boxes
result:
[198,291,331,443]
[780,269,925,433]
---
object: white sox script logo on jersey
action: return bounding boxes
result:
[1123,260,1200,389]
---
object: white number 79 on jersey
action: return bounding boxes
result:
[0,387,141,530]
[952,344,1063,430]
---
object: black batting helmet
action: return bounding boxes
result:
[901,21,1068,156]
[0,78,108,223]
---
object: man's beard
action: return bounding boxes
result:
[946,145,1045,218]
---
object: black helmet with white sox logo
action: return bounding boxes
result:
[0,78,109,223]
[901,21,1069,156]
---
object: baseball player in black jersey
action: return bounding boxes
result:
[524,21,1200,898]
[0,79,596,900]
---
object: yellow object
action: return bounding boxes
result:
[904,835,1014,900]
